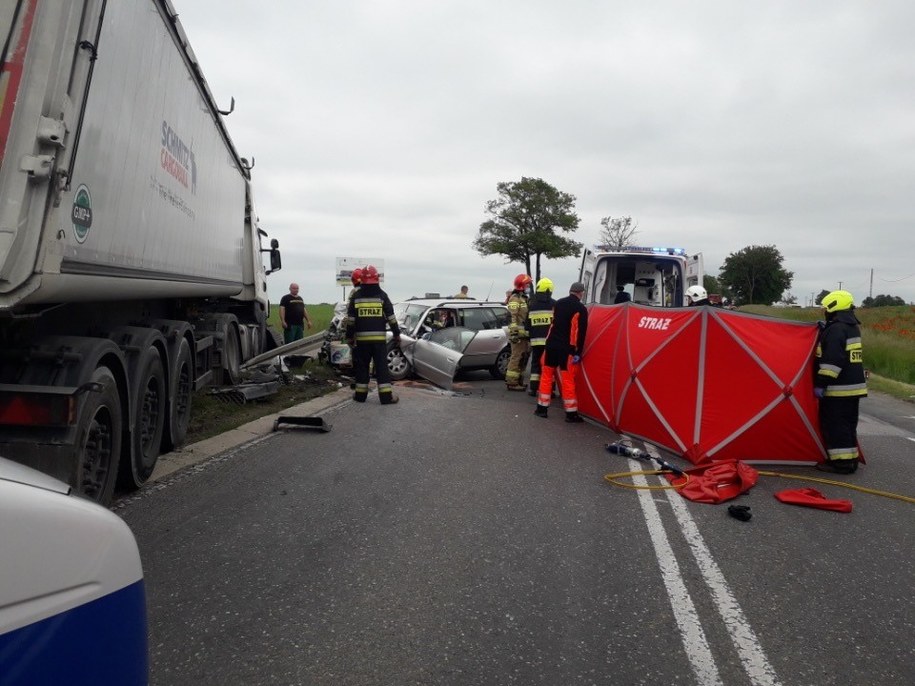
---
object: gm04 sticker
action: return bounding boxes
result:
[72,184,93,243]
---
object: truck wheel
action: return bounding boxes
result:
[120,346,166,489]
[223,323,242,385]
[265,325,283,351]
[162,338,193,452]
[489,346,511,379]
[74,367,122,505]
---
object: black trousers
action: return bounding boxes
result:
[353,342,395,403]
[528,345,545,391]
[818,396,860,461]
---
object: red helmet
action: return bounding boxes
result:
[351,268,363,286]
[362,265,380,285]
[513,273,532,290]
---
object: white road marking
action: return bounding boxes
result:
[629,459,723,686]
[907,437,915,443]
[649,456,783,686]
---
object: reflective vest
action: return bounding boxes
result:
[346,284,400,343]
[527,293,555,346]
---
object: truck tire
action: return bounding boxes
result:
[74,367,122,505]
[120,346,166,489]
[161,337,193,452]
[265,325,283,351]
[223,322,242,385]
[264,326,285,352]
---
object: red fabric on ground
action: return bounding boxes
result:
[664,460,759,504]
[774,488,853,513]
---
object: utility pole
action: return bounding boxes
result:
[838,281,843,290]
[869,268,874,299]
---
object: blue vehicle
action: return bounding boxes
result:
[0,458,147,685]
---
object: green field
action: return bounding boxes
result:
[739,304,915,401]
[267,303,336,335]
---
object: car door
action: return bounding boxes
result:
[458,307,508,367]
[411,327,476,390]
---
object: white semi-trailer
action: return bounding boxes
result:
[0,0,282,503]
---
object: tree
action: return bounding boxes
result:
[718,245,793,306]
[598,216,638,250]
[815,289,831,306]
[703,274,733,301]
[473,177,582,283]
[862,294,906,307]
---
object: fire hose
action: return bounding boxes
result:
[603,441,915,504]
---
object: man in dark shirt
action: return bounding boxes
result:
[279,282,311,343]
[613,286,631,304]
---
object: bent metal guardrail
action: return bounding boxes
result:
[240,330,327,370]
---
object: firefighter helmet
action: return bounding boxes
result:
[350,268,363,287]
[535,277,554,293]
[821,290,854,313]
[686,285,708,302]
[362,265,380,285]
[513,274,532,290]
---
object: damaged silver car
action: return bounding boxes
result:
[386,299,511,388]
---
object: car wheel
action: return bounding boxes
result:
[489,346,511,379]
[387,344,412,381]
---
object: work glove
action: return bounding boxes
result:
[814,387,825,399]
[571,355,581,364]
[509,333,520,344]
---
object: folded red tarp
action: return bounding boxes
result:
[774,488,853,513]
[664,460,759,504]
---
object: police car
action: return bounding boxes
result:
[0,457,148,685]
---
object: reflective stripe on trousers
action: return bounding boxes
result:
[537,353,578,412]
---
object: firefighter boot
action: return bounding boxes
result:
[565,411,584,423]
[815,458,857,474]
[534,405,548,418]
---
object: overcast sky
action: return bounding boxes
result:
[175,0,914,306]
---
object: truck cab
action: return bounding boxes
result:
[579,246,703,307]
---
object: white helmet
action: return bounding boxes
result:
[686,285,707,302]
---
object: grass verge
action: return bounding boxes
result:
[185,359,346,444]
[866,373,915,403]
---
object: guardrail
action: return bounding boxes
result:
[241,330,328,370]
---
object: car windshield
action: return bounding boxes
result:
[394,303,429,331]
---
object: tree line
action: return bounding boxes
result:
[473,176,906,306]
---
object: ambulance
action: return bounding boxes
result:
[579,245,704,307]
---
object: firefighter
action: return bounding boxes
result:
[813,290,867,473]
[345,265,401,404]
[505,273,532,390]
[534,282,589,422]
[527,277,556,395]
[342,267,364,334]
[686,285,710,306]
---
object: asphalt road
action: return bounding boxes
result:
[116,376,915,686]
